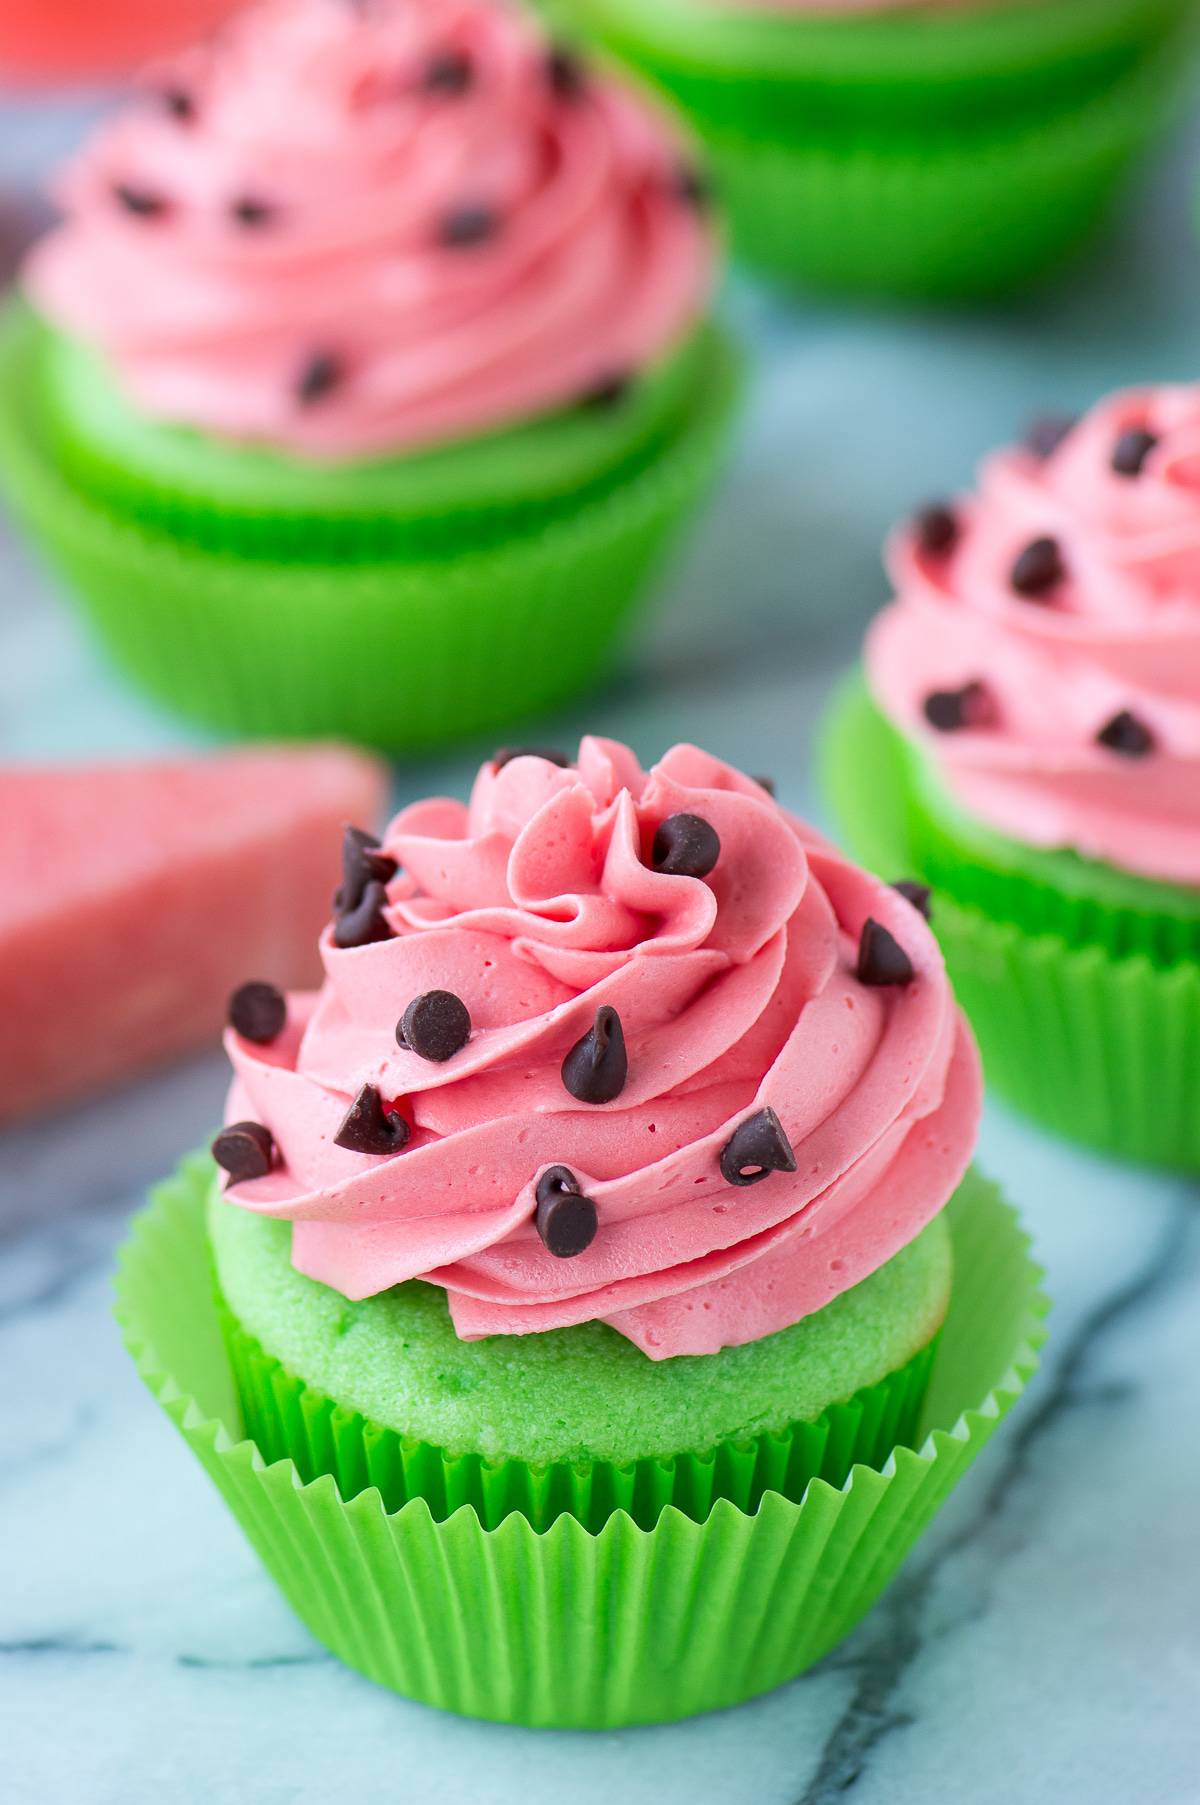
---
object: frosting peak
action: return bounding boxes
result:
[219,737,979,1359]
[868,384,1200,886]
[26,0,714,460]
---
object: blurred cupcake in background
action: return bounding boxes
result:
[825,385,1200,1168]
[0,0,245,82]
[557,0,1197,299]
[0,0,737,749]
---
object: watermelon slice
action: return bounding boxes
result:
[0,745,389,1124]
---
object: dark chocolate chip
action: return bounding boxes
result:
[1026,413,1076,459]
[581,372,633,410]
[892,880,932,921]
[333,1084,410,1156]
[212,1120,275,1182]
[296,350,343,406]
[1010,536,1065,599]
[719,1107,797,1188]
[753,775,776,797]
[535,1165,598,1258]
[546,44,587,101]
[422,49,474,94]
[922,681,992,733]
[333,879,393,949]
[334,823,397,916]
[439,202,498,247]
[913,502,959,557]
[1112,427,1158,478]
[856,918,914,987]
[227,980,287,1044]
[673,163,712,212]
[562,1005,627,1104]
[161,86,195,123]
[113,181,169,219]
[398,990,472,1062]
[493,746,570,771]
[1096,710,1155,758]
[231,195,275,228]
[651,812,721,879]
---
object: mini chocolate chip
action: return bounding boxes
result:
[913,502,959,557]
[582,372,633,410]
[333,879,393,949]
[652,813,721,879]
[334,824,397,916]
[333,1084,410,1155]
[753,775,776,797]
[227,980,287,1044]
[423,49,474,94]
[856,918,914,987]
[212,1120,275,1182]
[1026,413,1076,459]
[296,350,343,406]
[535,1166,598,1257]
[493,746,570,771]
[1112,427,1158,478]
[113,181,169,219]
[439,202,498,247]
[231,195,275,228]
[922,681,992,733]
[719,1107,797,1188]
[161,87,195,123]
[892,880,932,921]
[398,990,472,1062]
[562,1005,627,1104]
[1096,710,1155,758]
[546,44,587,100]
[1010,536,1065,599]
[673,163,712,212]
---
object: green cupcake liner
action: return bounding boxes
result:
[823,676,1200,1170]
[559,0,1194,137]
[698,43,1186,300]
[218,1285,938,1535]
[0,316,740,750]
[115,1152,1045,1727]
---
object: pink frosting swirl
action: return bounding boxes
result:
[25,0,714,460]
[867,386,1200,886]
[220,739,980,1359]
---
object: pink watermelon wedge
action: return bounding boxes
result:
[0,745,388,1124]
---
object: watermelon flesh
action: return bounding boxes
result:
[0,745,388,1124]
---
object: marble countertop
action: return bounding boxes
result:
[3,88,1200,1805]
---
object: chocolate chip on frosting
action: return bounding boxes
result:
[333,880,393,949]
[227,980,287,1044]
[439,202,499,247]
[398,990,472,1062]
[673,163,712,212]
[651,813,721,879]
[856,918,914,987]
[113,181,170,219]
[335,824,398,916]
[161,87,196,123]
[422,49,474,94]
[212,1120,276,1183]
[562,1005,627,1104]
[719,1107,797,1188]
[493,746,570,771]
[333,1084,411,1155]
[1010,536,1065,599]
[913,502,959,557]
[1096,710,1155,758]
[892,880,932,921]
[582,372,633,410]
[1111,428,1158,478]
[535,1166,598,1258]
[753,775,776,797]
[1026,413,1076,459]
[922,681,992,733]
[546,44,587,101]
[231,195,276,228]
[296,350,343,406]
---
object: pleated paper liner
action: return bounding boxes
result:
[823,677,1200,1170]
[693,43,1184,300]
[31,313,718,562]
[561,0,1193,138]
[0,321,740,751]
[218,1290,938,1536]
[115,1152,1045,1728]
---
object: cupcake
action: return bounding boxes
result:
[0,0,242,81]
[826,386,1200,1168]
[0,0,737,749]
[117,737,1044,1726]
[558,0,1196,299]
